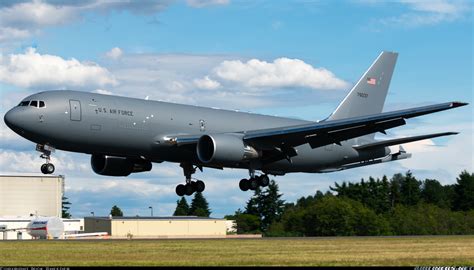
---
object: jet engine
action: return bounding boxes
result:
[91,154,152,176]
[197,134,260,164]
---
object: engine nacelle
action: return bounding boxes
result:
[91,155,152,176]
[197,134,260,164]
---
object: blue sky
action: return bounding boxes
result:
[0,0,472,218]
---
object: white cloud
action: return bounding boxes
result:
[0,27,31,42]
[377,0,470,28]
[0,0,229,44]
[0,0,77,29]
[400,0,464,15]
[94,89,113,95]
[0,0,172,43]
[0,48,118,89]
[187,0,230,8]
[193,76,221,90]
[105,47,123,60]
[213,58,349,90]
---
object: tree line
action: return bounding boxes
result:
[226,170,474,236]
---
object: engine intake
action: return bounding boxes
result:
[91,155,152,176]
[197,134,259,164]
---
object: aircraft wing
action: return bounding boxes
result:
[162,102,467,161]
[242,102,467,150]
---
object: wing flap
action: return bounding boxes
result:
[353,132,459,151]
[306,118,406,149]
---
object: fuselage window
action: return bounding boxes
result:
[30,100,38,107]
[39,101,45,108]
[19,101,29,106]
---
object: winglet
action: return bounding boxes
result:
[451,102,469,108]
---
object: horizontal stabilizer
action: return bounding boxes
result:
[353,132,459,151]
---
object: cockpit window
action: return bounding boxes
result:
[19,101,29,106]
[30,100,38,107]
[39,101,45,108]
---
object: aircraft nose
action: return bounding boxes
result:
[4,108,20,131]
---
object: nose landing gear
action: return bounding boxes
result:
[37,144,55,174]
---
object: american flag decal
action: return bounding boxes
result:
[367,77,376,85]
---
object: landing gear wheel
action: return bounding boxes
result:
[176,184,186,196]
[249,178,259,190]
[258,174,270,187]
[185,184,194,196]
[46,163,55,174]
[239,179,249,191]
[41,163,55,174]
[194,180,205,193]
[41,164,47,174]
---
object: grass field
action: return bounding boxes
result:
[1,236,473,266]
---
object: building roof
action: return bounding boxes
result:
[85,216,225,221]
[0,173,64,178]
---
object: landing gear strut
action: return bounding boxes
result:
[37,144,55,174]
[175,162,205,196]
[239,169,270,192]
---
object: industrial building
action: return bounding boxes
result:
[1,174,237,239]
[0,174,64,217]
[85,216,228,238]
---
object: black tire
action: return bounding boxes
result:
[185,184,194,196]
[249,178,258,190]
[259,175,270,187]
[195,180,205,193]
[176,184,186,196]
[239,179,249,191]
[41,164,47,174]
[46,163,55,174]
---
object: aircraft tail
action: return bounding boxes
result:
[328,51,398,121]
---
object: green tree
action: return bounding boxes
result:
[173,197,190,216]
[302,196,389,236]
[400,171,421,206]
[390,173,403,208]
[421,179,451,208]
[226,209,261,234]
[453,171,474,211]
[62,196,71,218]
[110,205,123,217]
[245,187,263,217]
[235,213,261,234]
[189,192,211,217]
[260,180,285,231]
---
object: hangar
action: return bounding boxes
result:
[0,174,64,217]
[85,216,228,238]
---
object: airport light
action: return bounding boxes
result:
[148,206,153,217]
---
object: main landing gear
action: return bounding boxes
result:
[37,144,55,174]
[176,162,205,196]
[239,170,270,192]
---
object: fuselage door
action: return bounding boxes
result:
[69,100,82,121]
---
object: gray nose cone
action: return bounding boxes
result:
[4,109,13,127]
[4,108,19,131]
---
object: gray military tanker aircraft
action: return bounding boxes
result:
[4,51,468,196]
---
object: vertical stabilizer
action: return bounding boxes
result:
[328,51,398,121]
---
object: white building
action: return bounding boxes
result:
[0,174,64,217]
